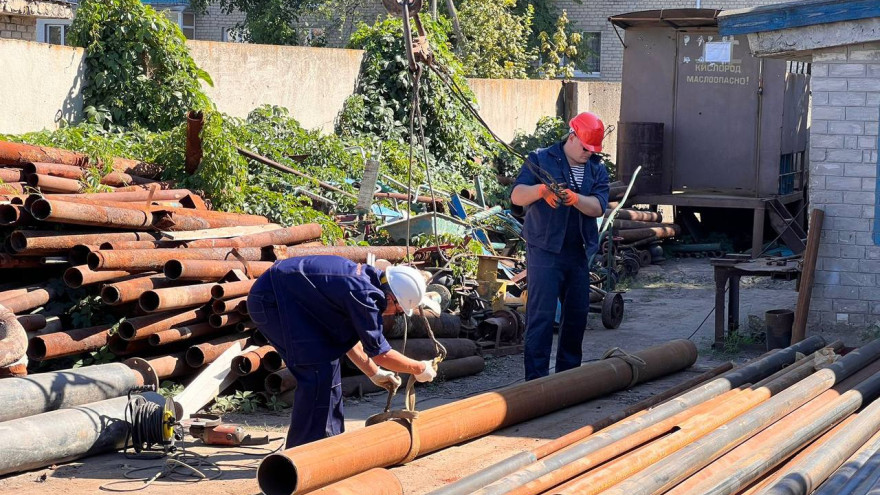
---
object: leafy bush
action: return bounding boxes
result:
[69,0,213,131]
[457,0,535,79]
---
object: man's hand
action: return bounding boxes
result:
[538,184,560,208]
[369,368,402,392]
[560,189,579,207]
[414,360,438,383]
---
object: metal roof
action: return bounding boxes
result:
[608,9,722,30]
[718,0,880,36]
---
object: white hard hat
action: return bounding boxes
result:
[385,265,442,316]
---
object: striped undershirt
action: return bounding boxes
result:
[569,164,585,191]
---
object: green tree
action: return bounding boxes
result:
[535,10,581,79]
[189,0,325,45]
[457,0,535,79]
[69,0,213,131]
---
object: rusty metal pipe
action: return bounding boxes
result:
[16,314,46,332]
[1,284,63,314]
[23,162,154,186]
[28,324,113,361]
[608,209,662,222]
[9,230,160,254]
[232,345,277,376]
[0,182,25,194]
[597,338,880,495]
[664,356,880,495]
[63,265,131,288]
[0,254,42,269]
[342,356,486,397]
[129,353,197,379]
[0,168,24,182]
[27,173,84,193]
[117,308,208,341]
[149,322,225,346]
[50,189,192,202]
[101,240,167,250]
[184,224,322,249]
[0,304,28,367]
[0,362,149,423]
[211,279,256,300]
[140,281,217,312]
[0,140,160,177]
[388,338,478,362]
[209,312,245,328]
[90,247,269,272]
[69,244,102,265]
[0,204,34,226]
[257,340,698,495]
[273,245,414,263]
[152,209,269,231]
[30,198,153,230]
[0,363,27,377]
[185,110,204,175]
[615,225,681,243]
[99,273,167,305]
[266,367,297,395]
[165,259,275,281]
[309,468,402,495]
[213,296,248,314]
[384,311,461,339]
[185,334,251,368]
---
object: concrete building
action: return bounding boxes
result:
[719,0,880,330]
[0,0,72,42]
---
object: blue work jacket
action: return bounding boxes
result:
[249,255,393,365]
[513,142,610,257]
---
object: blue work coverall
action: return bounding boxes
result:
[514,142,610,381]
[246,255,393,448]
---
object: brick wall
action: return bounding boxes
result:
[193,3,245,42]
[0,14,36,41]
[557,0,791,81]
[808,41,880,329]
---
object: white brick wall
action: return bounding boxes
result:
[193,3,245,42]
[809,41,880,328]
[0,14,36,41]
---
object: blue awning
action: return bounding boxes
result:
[718,0,880,36]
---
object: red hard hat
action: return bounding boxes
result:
[569,112,605,152]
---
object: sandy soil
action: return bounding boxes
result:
[0,258,846,495]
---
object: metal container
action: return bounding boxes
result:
[616,122,663,194]
[766,309,795,350]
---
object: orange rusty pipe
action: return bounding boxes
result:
[100,273,167,305]
[185,334,251,368]
[27,324,112,361]
[211,279,256,300]
[148,322,225,346]
[231,345,277,376]
[16,314,46,332]
[100,240,168,250]
[1,284,64,314]
[0,140,160,177]
[139,281,217,312]
[257,340,698,495]
[9,230,160,254]
[26,173,85,193]
[63,265,131,289]
[164,259,274,281]
[30,198,153,230]
[504,388,750,495]
[0,182,25,194]
[90,247,269,272]
[117,308,208,341]
[238,321,257,333]
[666,358,880,495]
[184,224,322,249]
[271,245,415,263]
[262,348,283,372]
[0,168,25,183]
[209,312,245,328]
[185,111,204,175]
[23,162,154,186]
[373,192,445,211]
[265,367,297,395]
[0,304,28,367]
[310,468,402,495]
[0,204,34,226]
[129,352,196,379]
[212,296,248,314]
[69,244,102,266]
[107,335,153,356]
[0,288,32,303]
[50,189,192,202]
[0,255,42,270]
[0,363,27,377]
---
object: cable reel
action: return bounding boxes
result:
[125,387,179,457]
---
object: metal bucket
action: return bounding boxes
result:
[765,309,794,350]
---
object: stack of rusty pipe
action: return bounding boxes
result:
[603,208,681,247]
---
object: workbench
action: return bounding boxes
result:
[711,254,800,349]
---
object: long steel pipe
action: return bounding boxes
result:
[63,265,132,288]
[0,140,160,177]
[2,284,63,314]
[27,173,85,193]
[117,308,208,341]
[211,279,256,299]
[341,356,487,397]
[0,303,28,367]
[0,362,149,422]
[665,358,880,495]
[149,322,226,346]
[50,189,192,202]
[813,429,880,495]
[257,340,698,495]
[213,296,248,314]
[209,312,245,328]
[100,272,167,305]
[28,324,113,360]
[266,367,297,395]
[309,468,403,495]
[16,314,46,332]
[30,198,153,230]
[272,245,415,263]
[139,281,217,312]
[23,162,154,186]
[183,224,322,249]
[597,337,880,495]
[164,259,275,280]
[232,345,278,376]
[186,334,251,367]
[89,247,269,271]
[131,353,197,379]
[9,230,160,254]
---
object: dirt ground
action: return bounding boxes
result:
[0,258,856,495]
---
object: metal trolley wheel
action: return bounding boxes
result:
[601,292,625,330]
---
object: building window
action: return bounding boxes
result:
[575,32,601,76]
[36,19,71,45]
[163,10,195,39]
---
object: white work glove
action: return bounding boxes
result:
[414,360,438,383]
[369,368,402,392]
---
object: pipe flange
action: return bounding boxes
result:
[124,357,160,390]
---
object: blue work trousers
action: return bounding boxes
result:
[524,244,592,381]
[247,292,345,448]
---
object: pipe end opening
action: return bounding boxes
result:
[258,454,297,495]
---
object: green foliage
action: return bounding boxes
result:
[338,16,505,203]
[210,390,261,414]
[69,0,213,131]
[536,10,581,79]
[265,394,289,411]
[159,380,185,398]
[457,0,535,79]
[73,347,116,368]
[190,0,324,45]
[496,116,568,177]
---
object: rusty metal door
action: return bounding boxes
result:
[672,31,760,194]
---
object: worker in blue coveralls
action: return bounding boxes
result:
[511,112,610,381]
[246,256,442,448]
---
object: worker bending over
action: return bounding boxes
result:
[511,112,610,381]
[247,255,440,447]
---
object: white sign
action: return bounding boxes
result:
[704,42,732,63]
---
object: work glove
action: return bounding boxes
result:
[537,184,560,208]
[560,189,579,207]
[414,360,438,383]
[369,368,402,392]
